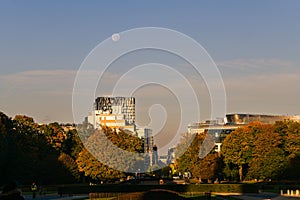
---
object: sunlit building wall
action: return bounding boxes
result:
[88,97,136,133]
[188,113,300,152]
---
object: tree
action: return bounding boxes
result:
[0,112,14,184]
[76,148,124,181]
[1,114,83,184]
[175,132,197,174]
[61,129,83,158]
[279,120,300,156]
[175,131,222,182]
[40,122,66,151]
[58,153,81,181]
[76,127,144,181]
[198,153,223,182]
[275,120,300,180]
[222,122,262,181]
[247,129,286,180]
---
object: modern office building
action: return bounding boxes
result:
[136,128,154,154]
[94,97,135,125]
[166,147,176,165]
[88,97,135,132]
[136,128,155,168]
[152,145,159,166]
[225,113,300,125]
[188,113,300,152]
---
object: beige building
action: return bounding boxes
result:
[88,97,136,133]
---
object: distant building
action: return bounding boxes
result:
[136,128,154,168]
[226,113,300,125]
[159,155,168,165]
[152,145,159,165]
[188,113,300,152]
[136,128,154,154]
[61,123,76,132]
[166,147,176,165]
[94,97,135,125]
[88,97,135,132]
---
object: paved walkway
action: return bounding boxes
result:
[227,193,300,200]
[23,192,300,200]
[23,194,88,200]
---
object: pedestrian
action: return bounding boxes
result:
[0,181,25,200]
[31,182,38,199]
[38,185,43,196]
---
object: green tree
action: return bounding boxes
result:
[40,122,66,151]
[0,114,81,184]
[0,112,14,184]
[61,129,83,158]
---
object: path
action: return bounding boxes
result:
[229,192,300,200]
[23,194,88,200]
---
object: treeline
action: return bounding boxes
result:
[0,112,142,185]
[2,110,300,185]
[175,120,300,182]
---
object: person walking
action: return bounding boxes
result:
[31,182,38,199]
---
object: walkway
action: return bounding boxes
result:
[23,194,88,200]
[228,192,300,200]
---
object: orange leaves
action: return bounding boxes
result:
[75,127,143,180]
[222,120,300,180]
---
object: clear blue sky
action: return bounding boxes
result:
[1,0,300,125]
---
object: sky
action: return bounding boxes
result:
[1,1,300,135]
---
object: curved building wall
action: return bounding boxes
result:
[226,113,300,125]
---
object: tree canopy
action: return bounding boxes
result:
[0,112,143,184]
[222,121,300,181]
[175,132,223,182]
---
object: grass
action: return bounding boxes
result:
[180,193,243,200]
[216,196,242,200]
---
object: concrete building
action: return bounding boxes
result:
[94,97,135,125]
[136,128,155,168]
[226,113,300,125]
[88,97,136,132]
[152,145,159,166]
[166,147,176,165]
[136,128,154,154]
[159,155,168,165]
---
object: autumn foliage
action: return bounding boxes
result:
[0,112,143,185]
[222,121,300,181]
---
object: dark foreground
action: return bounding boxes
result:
[23,191,300,200]
[89,189,197,200]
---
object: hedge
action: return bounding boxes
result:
[58,183,258,195]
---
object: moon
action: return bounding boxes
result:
[111,33,120,42]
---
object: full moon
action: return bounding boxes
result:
[111,33,120,42]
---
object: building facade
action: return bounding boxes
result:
[136,128,155,168]
[166,147,176,165]
[225,113,300,125]
[88,97,136,132]
[188,113,300,152]
[94,97,135,125]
